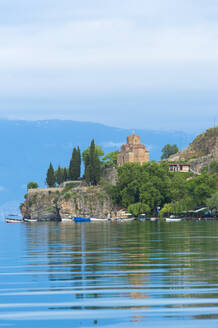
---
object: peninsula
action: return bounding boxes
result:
[20,127,218,221]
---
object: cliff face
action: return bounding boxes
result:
[20,188,62,221]
[168,126,218,172]
[20,185,117,221]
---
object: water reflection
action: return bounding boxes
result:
[1,221,218,327]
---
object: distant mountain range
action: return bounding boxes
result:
[0,119,195,214]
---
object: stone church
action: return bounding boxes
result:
[117,134,149,166]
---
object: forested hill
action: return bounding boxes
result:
[0,120,195,210]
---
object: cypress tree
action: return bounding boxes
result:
[69,147,78,180]
[76,146,81,179]
[63,168,68,182]
[46,162,56,187]
[69,147,81,180]
[56,165,63,186]
[84,139,101,185]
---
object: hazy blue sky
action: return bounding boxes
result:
[0,0,217,131]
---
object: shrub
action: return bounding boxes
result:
[63,182,80,192]
[64,192,71,200]
[19,202,24,209]
[159,204,172,218]
[27,182,38,190]
[128,202,150,217]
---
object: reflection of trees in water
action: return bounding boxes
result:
[24,221,218,301]
[153,222,218,287]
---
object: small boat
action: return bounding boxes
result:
[165,218,182,222]
[74,217,91,223]
[61,218,73,222]
[23,218,37,222]
[137,214,148,221]
[122,217,136,221]
[6,218,22,223]
[5,214,22,223]
[90,218,109,222]
[150,217,158,222]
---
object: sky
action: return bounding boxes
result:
[0,0,218,132]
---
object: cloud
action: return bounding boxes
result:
[102,141,124,148]
[0,186,5,192]
[0,0,217,131]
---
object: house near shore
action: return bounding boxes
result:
[168,163,191,173]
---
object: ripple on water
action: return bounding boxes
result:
[1,221,218,327]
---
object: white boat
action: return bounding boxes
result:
[6,218,22,223]
[90,218,110,222]
[61,218,73,222]
[150,217,158,222]
[165,218,182,222]
[23,218,37,222]
[122,217,136,222]
[5,214,22,223]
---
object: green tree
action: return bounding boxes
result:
[207,191,218,210]
[82,145,104,163]
[128,202,150,217]
[209,161,218,174]
[69,147,81,180]
[84,139,101,185]
[159,204,172,218]
[161,144,179,160]
[102,151,119,166]
[69,147,77,180]
[186,172,216,207]
[46,162,56,187]
[63,168,68,182]
[56,166,63,186]
[27,182,38,190]
[76,146,81,178]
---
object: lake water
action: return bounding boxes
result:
[1,221,218,328]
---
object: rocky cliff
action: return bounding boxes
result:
[168,126,218,172]
[20,183,118,221]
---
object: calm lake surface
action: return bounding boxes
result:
[1,221,218,328]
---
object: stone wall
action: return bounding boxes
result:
[101,167,118,186]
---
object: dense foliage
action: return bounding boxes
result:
[207,191,218,211]
[102,151,118,166]
[209,161,218,174]
[110,162,217,216]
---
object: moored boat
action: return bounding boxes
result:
[6,218,22,223]
[137,214,148,221]
[150,217,158,221]
[74,217,91,223]
[5,214,22,223]
[90,218,110,222]
[23,218,37,222]
[165,217,182,222]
